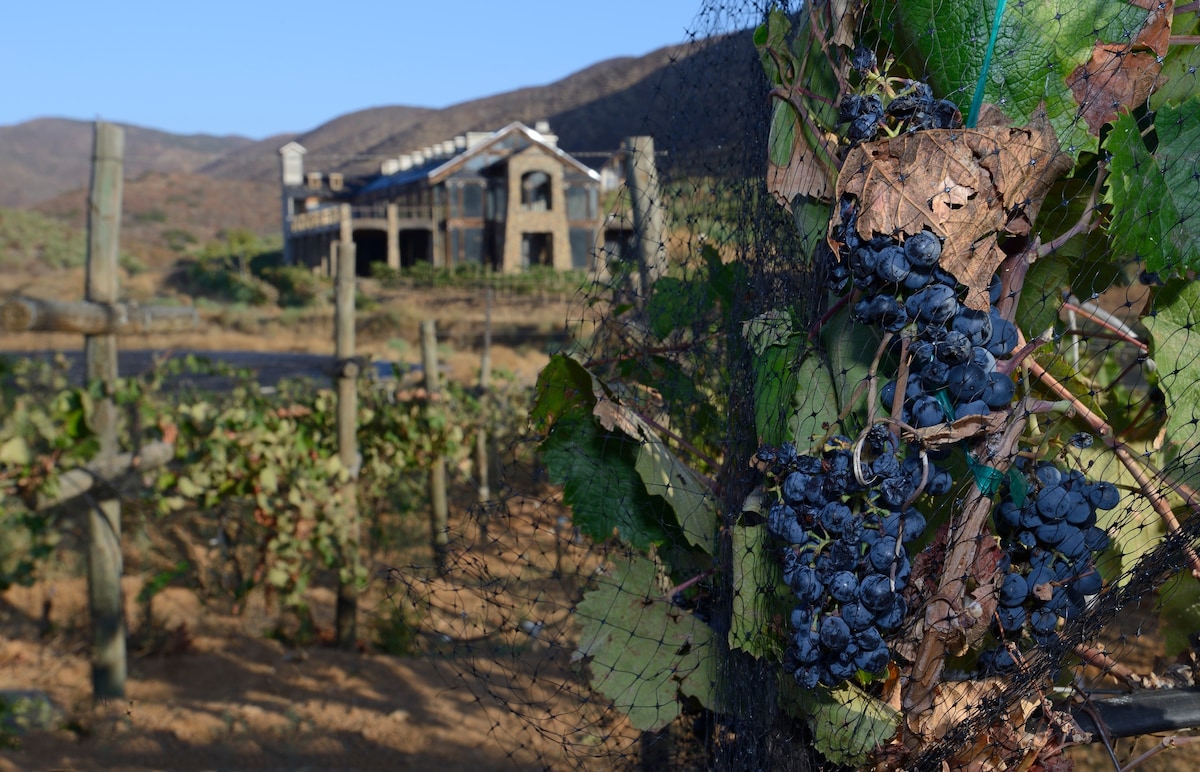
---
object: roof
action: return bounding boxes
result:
[358,122,600,196]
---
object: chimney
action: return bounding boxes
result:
[381,158,400,175]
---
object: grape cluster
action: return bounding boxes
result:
[831,203,1019,427]
[978,461,1115,671]
[761,434,928,688]
[837,75,961,145]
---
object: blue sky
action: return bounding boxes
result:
[3,1,717,139]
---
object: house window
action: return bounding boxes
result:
[569,228,593,270]
[306,172,322,189]
[566,185,592,220]
[463,183,483,218]
[328,173,344,191]
[520,171,551,212]
[521,233,553,268]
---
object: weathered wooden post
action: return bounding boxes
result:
[333,240,360,649]
[624,136,667,294]
[420,319,449,569]
[85,121,126,700]
[475,288,493,532]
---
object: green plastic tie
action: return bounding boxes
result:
[967,453,1006,496]
[967,0,1008,128]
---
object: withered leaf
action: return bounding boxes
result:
[767,103,839,207]
[1066,0,1171,133]
[831,109,1073,310]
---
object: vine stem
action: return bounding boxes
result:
[1121,736,1200,771]
[657,567,717,602]
[1034,162,1107,261]
[1024,352,1200,578]
[1061,301,1149,352]
[586,336,715,368]
[1072,643,1149,689]
[904,401,1030,719]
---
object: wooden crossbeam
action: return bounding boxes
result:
[1,296,198,335]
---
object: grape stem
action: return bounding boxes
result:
[1034,163,1107,261]
[1061,300,1148,352]
[1024,347,1200,579]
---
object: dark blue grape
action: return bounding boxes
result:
[936,330,972,365]
[999,572,1030,606]
[919,359,951,390]
[790,607,813,630]
[907,284,958,325]
[848,111,882,142]
[1037,485,1071,521]
[1035,464,1062,487]
[995,501,1022,532]
[856,645,891,674]
[859,573,893,612]
[875,594,908,630]
[903,267,934,290]
[768,503,810,544]
[828,659,860,681]
[1064,492,1095,527]
[911,395,946,428]
[868,536,899,572]
[872,452,901,479]
[952,308,993,347]
[820,615,852,651]
[899,509,927,542]
[903,230,942,267]
[828,571,859,603]
[880,476,913,508]
[827,538,861,570]
[1089,481,1120,510]
[955,399,989,418]
[1030,609,1058,635]
[842,603,876,632]
[995,604,1027,634]
[1072,563,1103,595]
[818,501,854,536]
[947,362,988,402]
[1036,521,1072,546]
[794,665,821,689]
[791,567,824,604]
[987,313,1018,357]
[983,371,1015,409]
[1058,529,1089,560]
[927,467,953,495]
[875,246,910,283]
[782,472,812,505]
[1084,526,1110,552]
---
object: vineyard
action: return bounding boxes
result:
[6,0,1200,770]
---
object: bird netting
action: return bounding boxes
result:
[383,1,1200,769]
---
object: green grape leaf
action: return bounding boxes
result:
[1104,99,1200,274]
[877,0,1159,160]
[1071,441,1167,584]
[790,353,841,456]
[729,525,787,659]
[540,412,671,551]
[781,677,900,766]
[645,276,708,340]
[1150,13,1200,109]
[1144,280,1200,443]
[821,305,880,436]
[1017,254,1069,340]
[634,434,717,555]
[0,436,32,466]
[531,354,600,433]
[746,310,801,447]
[1159,571,1200,658]
[573,554,719,731]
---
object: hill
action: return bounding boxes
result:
[1,28,769,237]
[0,119,255,208]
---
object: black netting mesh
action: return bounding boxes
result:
[382,2,1200,769]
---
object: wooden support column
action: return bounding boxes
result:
[624,135,666,295]
[334,240,360,649]
[85,122,126,700]
[476,288,493,534]
[421,320,449,569]
[386,203,400,270]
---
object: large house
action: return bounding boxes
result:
[279,121,604,275]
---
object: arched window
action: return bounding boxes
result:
[520,171,551,212]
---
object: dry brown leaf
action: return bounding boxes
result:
[831,109,1073,310]
[1066,0,1172,133]
[767,114,839,206]
[913,411,1007,447]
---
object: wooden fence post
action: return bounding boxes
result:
[624,135,666,296]
[334,240,360,649]
[421,320,448,570]
[85,121,126,699]
[476,288,493,532]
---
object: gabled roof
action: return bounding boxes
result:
[278,141,307,155]
[358,122,599,196]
